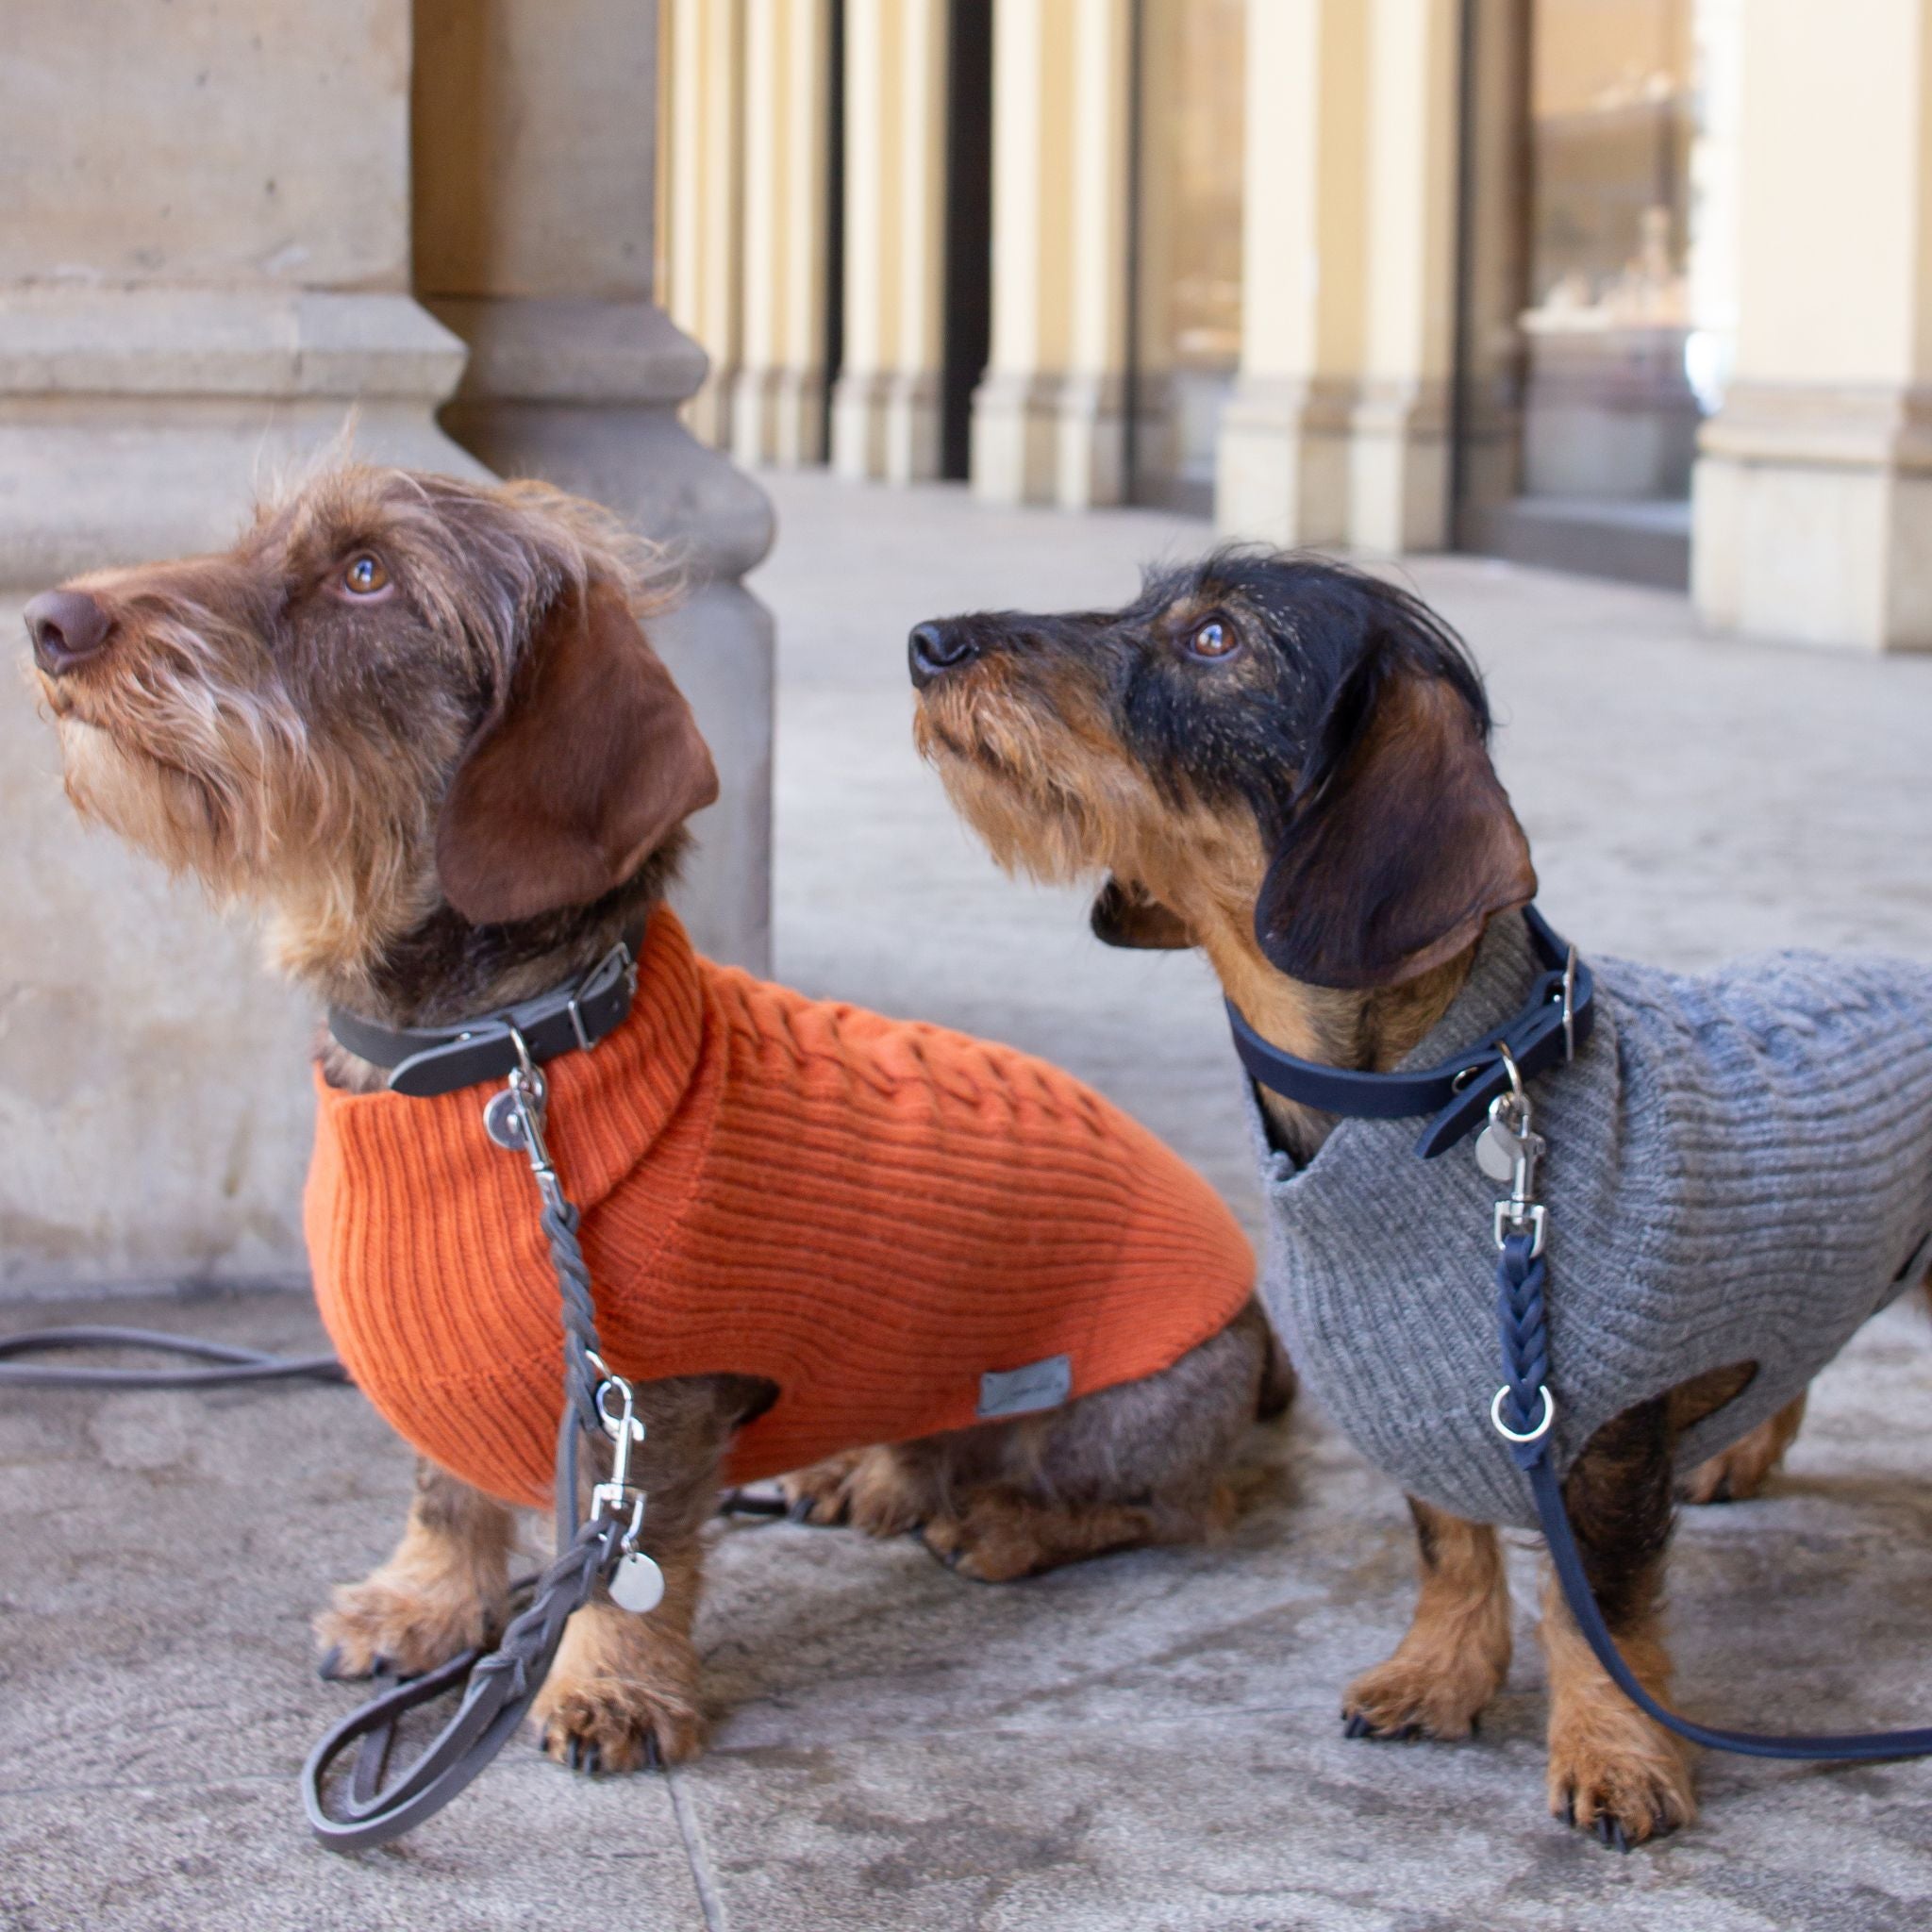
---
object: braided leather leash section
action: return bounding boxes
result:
[304,1061,636,1850]
[1494,1230,1932,1763]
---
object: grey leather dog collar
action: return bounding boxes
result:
[327,919,647,1098]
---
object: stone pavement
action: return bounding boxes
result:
[4,472,1931,1929]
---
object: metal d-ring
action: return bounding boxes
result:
[1491,1383,1553,1444]
[1491,1382,1556,1444]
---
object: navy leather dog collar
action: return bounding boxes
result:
[1227,906,1594,1158]
[327,919,647,1098]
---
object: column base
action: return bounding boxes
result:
[431,295,778,969]
[830,368,892,480]
[1348,378,1452,554]
[971,371,1127,508]
[1693,383,1932,654]
[0,287,482,586]
[883,371,943,485]
[730,364,828,468]
[1213,375,1357,547]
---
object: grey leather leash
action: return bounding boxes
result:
[303,1025,672,1851]
[0,1326,346,1389]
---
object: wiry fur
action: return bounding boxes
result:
[909,552,1814,1846]
[28,468,1293,1775]
[35,465,680,1043]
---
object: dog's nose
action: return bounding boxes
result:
[908,621,980,688]
[25,589,112,675]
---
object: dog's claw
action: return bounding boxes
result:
[1560,1794,1576,1827]
[642,1733,662,1773]
[567,1736,583,1773]
[1612,1821,1632,1855]
[317,1644,344,1682]
[1342,1713,1370,1740]
[787,1496,816,1524]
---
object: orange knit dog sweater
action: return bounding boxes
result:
[306,910,1256,1507]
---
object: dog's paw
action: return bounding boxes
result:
[780,1448,927,1536]
[1341,1653,1495,1743]
[533,1603,706,1775]
[315,1567,500,1680]
[1546,1707,1695,1848]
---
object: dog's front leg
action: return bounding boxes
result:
[1342,1499,1511,1740]
[1540,1397,1695,1846]
[535,1374,762,1773]
[316,1457,515,1678]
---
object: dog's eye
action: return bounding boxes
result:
[341,555,391,597]
[1185,618,1238,660]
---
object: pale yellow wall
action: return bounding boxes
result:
[1361,0,1459,388]
[1731,0,1927,385]
[1233,0,1371,385]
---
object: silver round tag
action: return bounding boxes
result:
[482,1088,529,1150]
[1475,1120,1521,1182]
[609,1550,666,1615]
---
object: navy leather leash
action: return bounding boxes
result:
[1240,905,1932,1763]
[1494,1232,1932,1761]
[1227,905,1593,1158]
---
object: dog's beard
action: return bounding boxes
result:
[54,710,253,890]
[913,680,1161,888]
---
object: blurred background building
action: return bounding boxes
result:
[660,0,1932,653]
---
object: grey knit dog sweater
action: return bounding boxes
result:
[1249,912,1932,1527]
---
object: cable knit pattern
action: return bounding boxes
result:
[1251,913,1932,1527]
[306,909,1256,1507]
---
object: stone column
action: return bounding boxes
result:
[0,0,482,587]
[1692,0,1932,651]
[1348,0,1460,555]
[416,0,776,972]
[661,0,746,449]
[731,0,834,468]
[0,0,480,1295]
[970,0,1133,508]
[1214,0,1370,547]
[831,0,950,484]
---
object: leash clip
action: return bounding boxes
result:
[1482,1043,1548,1257]
[588,1361,647,1549]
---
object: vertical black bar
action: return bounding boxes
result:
[941,0,992,480]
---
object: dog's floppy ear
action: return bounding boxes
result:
[1254,657,1535,990]
[1091,876,1193,949]
[436,578,719,925]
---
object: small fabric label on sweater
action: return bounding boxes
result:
[977,1354,1072,1420]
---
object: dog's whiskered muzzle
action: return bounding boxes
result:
[908,620,982,689]
[25,589,112,677]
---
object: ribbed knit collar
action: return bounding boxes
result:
[312,907,713,1216]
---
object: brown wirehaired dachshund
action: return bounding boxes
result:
[24,467,1291,1774]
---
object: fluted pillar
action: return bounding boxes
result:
[661,0,746,449]
[731,0,833,467]
[969,0,1133,508]
[831,0,950,483]
[1214,0,1370,546]
[1348,0,1460,554]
